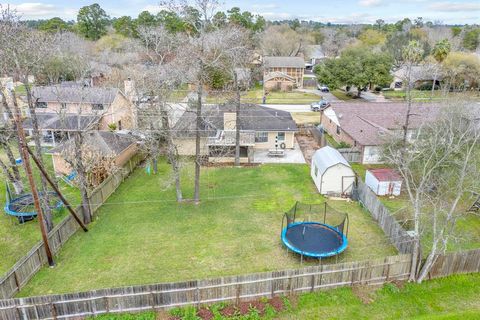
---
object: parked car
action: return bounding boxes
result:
[317,84,330,92]
[310,99,331,111]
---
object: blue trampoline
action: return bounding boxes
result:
[4,184,64,223]
[281,202,349,259]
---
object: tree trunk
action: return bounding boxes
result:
[152,158,158,174]
[234,71,241,167]
[74,132,91,224]
[193,62,203,204]
[416,250,438,283]
[402,64,414,146]
[160,102,183,202]
[18,84,54,230]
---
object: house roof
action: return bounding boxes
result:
[392,65,443,81]
[325,102,441,146]
[23,113,101,131]
[173,104,298,138]
[32,86,119,105]
[368,168,402,182]
[312,146,351,176]
[263,56,305,68]
[48,131,136,157]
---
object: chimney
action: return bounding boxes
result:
[223,112,236,130]
[124,78,136,102]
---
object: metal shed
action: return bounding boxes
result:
[365,168,402,196]
[311,146,355,195]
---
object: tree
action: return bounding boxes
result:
[113,16,137,37]
[38,17,71,33]
[358,29,386,47]
[442,52,480,91]
[260,25,312,56]
[77,3,110,40]
[314,47,393,97]
[375,19,385,30]
[136,10,157,28]
[428,39,451,96]
[382,103,480,283]
[462,28,480,51]
[384,32,410,68]
[156,10,185,33]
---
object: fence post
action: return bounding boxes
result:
[310,274,315,292]
[50,303,58,320]
[236,283,241,305]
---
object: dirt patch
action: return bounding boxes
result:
[352,285,377,304]
[268,296,285,312]
[296,133,321,164]
[197,308,214,320]
[390,280,406,289]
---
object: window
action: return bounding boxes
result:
[60,103,67,109]
[277,132,285,141]
[255,131,268,143]
[35,101,47,108]
[336,125,341,135]
[92,103,104,110]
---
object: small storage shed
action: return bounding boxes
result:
[311,146,356,195]
[365,168,402,196]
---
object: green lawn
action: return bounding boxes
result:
[382,90,480,101]
[18,162,396,296]
[290,112,321,125]
[87,273,480,319]
[0,151,80,274]
[242,88,320,104]
[331,89,355,101]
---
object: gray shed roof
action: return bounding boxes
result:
[49,131,136,156]
[32,86,119,105]
[173,104,298,138]
[263,56,305,68]
[23,113,101,131]
[312,146,350,176]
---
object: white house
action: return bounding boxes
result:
[365,168,402,196]
[311,146,356,196]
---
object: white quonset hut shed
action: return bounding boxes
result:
[365,168,402,196]
[311,146,356,195]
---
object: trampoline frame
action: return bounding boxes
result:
[4,191,64,219]
[281,202,349,259]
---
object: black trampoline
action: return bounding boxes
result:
[281,202,348,259]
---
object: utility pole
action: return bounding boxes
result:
[12,95,55,267]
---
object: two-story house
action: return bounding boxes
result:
[263,56,305,92]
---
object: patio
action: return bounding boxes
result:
[253,142,306,164]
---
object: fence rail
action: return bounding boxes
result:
[0,153,144,300]
[428,248,480,279]
[0,254,412,320]
[356,181,415,254]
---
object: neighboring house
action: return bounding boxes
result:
[23,113,101,146]
[29,84,137,131]
[48,131,137,186]
[365,168,402,196]
[320,102,440,164]
[390,65,441,90]
[263,56,305,92]
[311,146,355,196]
[173,104,298,163]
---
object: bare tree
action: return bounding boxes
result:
[383,102,480,282]
[260,24,312,57]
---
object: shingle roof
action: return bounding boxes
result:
[23,113,101,131]
[263,56,305,68]
[327,102,441,146]
[49,131,136,156]
[173,104,298,138]
[32,86,118,104]
[312,146,351,176]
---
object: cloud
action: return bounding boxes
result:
[253,11,293,20]
[358,0,385,7]
[428,2,480,12]
[6,2,77,19]
[252,4,279,10]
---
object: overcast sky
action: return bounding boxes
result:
[3,0,479,24]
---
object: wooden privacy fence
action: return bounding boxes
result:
[428,248,480,279]
[0,254,412,320]
[356,181,415,254]
[0,153,144,300]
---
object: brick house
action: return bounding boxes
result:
[320,102,440,164]
[263,56,305,92]
[173,104,298,163]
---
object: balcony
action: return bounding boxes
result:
[207,130,255,146]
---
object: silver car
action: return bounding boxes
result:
[310,99,331,111]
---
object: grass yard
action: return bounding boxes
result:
[18,161,396,296]
[331,89,355,101]
[0,151,80,274]
[382,89,480,101]
[290,112,321,125]
[87,273,480,319]
[242,88,320,105]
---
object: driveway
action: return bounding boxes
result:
[296,88,340,102]
[253,142,306,164]
[360,91,389,102]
